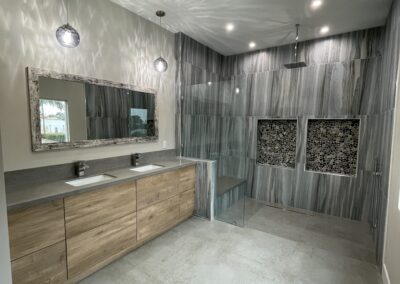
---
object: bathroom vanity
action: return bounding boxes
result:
[6,161,196,283]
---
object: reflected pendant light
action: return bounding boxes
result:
[56,0,80,48]
[153,10,168,72]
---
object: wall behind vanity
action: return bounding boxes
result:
[0,0,176,171]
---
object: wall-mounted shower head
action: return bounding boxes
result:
[284,24,307,69]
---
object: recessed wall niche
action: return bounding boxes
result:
[257,119,297,168]
[306,119,360,176]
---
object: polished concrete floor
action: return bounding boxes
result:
[81,199,382,284]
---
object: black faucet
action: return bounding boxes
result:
[76,161,90,177]
[132,153,140,167]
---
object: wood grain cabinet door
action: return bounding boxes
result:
[137,171,179,210]
[137,196,180,242]
[11,242,67,284]
[179,166,196,193]
[180,189,196,217]
[67,213,137,280]
[64,182,136,238]
[8,200,65,260]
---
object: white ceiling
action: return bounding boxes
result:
[111,0,393,56]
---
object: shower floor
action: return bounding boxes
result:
[217,198,376,264]
[80,199,381,284]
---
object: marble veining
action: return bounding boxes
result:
[176,29,384,223]
[176,9,400,266]
[257,119,297,168]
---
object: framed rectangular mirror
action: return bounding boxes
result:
[27,67,158,152]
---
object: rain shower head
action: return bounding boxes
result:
[284,24,307,69]
[284,61,307,69]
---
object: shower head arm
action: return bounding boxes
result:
[294,24,299,63]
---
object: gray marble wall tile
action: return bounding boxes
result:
[176,5,400,265]
[253,165,297,206]
[181,114,221,159]
[222,27,383,77]
[219,117,246,157]
[183,157,216,220]
[379,0,400,112]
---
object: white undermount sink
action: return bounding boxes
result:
[66,174,115,187]
[130,164,164,172]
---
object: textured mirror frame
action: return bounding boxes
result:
[27,67,159,152]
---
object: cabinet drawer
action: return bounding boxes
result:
[137,196,180,242]
[65,182,136,238]
[180,189,195,217]
[11,241,67,284]
[8,200,65,260]
[179,166,196,193]
[137,170,179,210]
[67,213,137,279]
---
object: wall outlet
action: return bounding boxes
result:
[162,140,167,149]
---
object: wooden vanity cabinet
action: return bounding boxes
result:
[67,213,137,280]
[137,195,181,242]
[7,200,67,284]
[137,165,196,242]
[7,164,196,284]
[11,242,67,284]
[64,181,137,238]
[64,182,137,280]
[136,170,180,210]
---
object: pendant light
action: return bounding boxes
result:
[56,0,80,48]
[153,10,168,72]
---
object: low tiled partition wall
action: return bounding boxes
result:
[306,119,360,176]
[182,157,217,220]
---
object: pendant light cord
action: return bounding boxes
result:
[158,14,162,57]
[63,0,69,24]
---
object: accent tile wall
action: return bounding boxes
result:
[257,119,297,168]
[176,1,400,264]
[177,28,383,221]
[306,119,360,176]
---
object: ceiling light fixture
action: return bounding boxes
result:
[249,41,256,49]
[235,87,240,94]
[226,23,235,32]
[320,25,330,34]
[56,0,80,48]
[153,10,168,73]
[207,81,212,86]
[310,0,323,10]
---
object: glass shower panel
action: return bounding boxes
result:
[181,78,247,226]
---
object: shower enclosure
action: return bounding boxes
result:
[180,78,249,226]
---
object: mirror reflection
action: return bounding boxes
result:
[38,77,156,144]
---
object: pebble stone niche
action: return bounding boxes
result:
[306,119,360,176]
[256,119,297,168]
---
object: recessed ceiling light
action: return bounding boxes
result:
[249,41,256,48]
[320,26,330,34]
[311,0,323,10]
[235,87,240,94]
[207,81,212,86]
[226,23,234,32]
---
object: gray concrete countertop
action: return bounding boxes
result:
[6,158,197,211]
